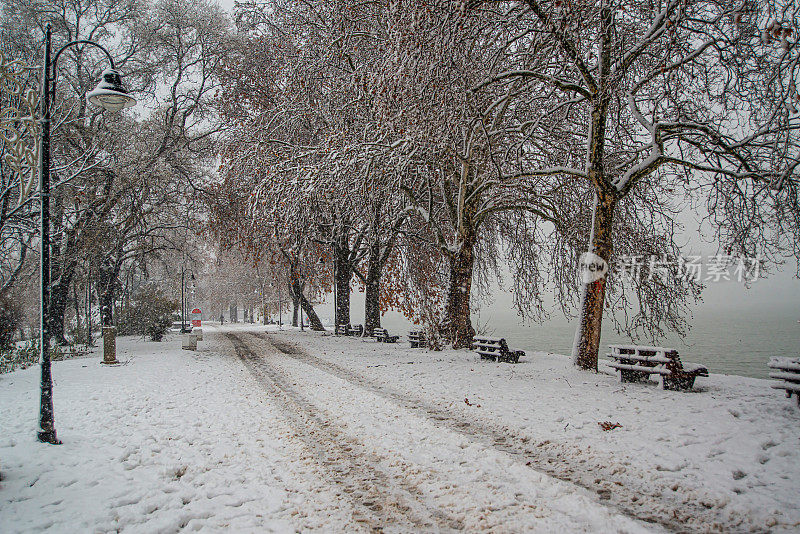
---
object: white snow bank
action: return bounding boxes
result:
[274,325,800,532]
[3,323,799,532]
[0,328,360,533]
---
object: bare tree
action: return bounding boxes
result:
[0,47,39,293]
[2,0,232,341]
[464,0,800,369]
[379,1,572,347]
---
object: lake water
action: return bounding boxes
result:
[319,295,799,380]
[470,307,800,379]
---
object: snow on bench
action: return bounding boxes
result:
[336,324,363,337]
[472,336,525,364]
[372,327,399,343]
[334,324,349,336]
[607,345,708,391]
[768,357,800,407]
[408,330,426,348]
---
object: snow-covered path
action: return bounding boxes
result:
[222,330,653,533]
[1,327,359,532]
[1,326,649,533]
[2,324,798,532]
[230,331,701,530]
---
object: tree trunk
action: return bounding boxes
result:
[443,232,476,349]
[574,6,615,370]
[72,283,80,337]
[290,274,324,331]
[291,296,299,326]
[334,245,351,328]
[48,280,70,344]
[99,288,114,327]
[364,242,381,335]
[86,277,93,345]
[47,186,76,344]
[47,241,73,343]
[230,303,238,323]
[574,193,616,370]
[97,258,121,327]
[300,294,325,331]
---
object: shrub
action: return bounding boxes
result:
[117,284,177,341]
[0,341,72,375]
[0,292,23,351]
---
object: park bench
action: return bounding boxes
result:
[408,330,427,348]
[472,336,525,364]
[335,324,350,336]
[607,345,708,391]
[373,327,399,343]
[348,324,363,337]
[335,324,363,336]
[768,357,800,407]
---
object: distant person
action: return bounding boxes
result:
[219,314,224,324]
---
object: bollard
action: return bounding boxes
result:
[101,326,119,364]
[182,333,197,350]
[193,328,202,341]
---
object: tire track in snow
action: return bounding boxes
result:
[252,331,753,534]
[224,333,464,533]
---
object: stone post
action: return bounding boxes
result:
[182,334,197,350]
[102,326,118,364]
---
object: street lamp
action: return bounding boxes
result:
[319,255,336,332]
[180,269,194,333]
[256,284,268,325]
[298,266,304,331]
[37,24,136,445]
[270,280,283,329]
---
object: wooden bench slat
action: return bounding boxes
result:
[610,344,674,353]
[408,330,426,348]
[607,344,705,390]
[681,363,708,375]
[611,354,673,364]
[472,337,524,363]
[769,371,800,382]
[767,358,800,405]
[607,362,671,375]
[771,383,800,393]
[610,354,671,364]
[769,360,800,373]
[372,328,399,343]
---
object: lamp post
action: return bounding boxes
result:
[334,256,338,333]
[277,281,282,329]
[331,251,338,333]
[37,23,136,444]
[180,268,194,333]
[189,273,196,325]
[319,255,335,332]
[298,266,305,331]
[180,267,185,332]
[259,284,265,325]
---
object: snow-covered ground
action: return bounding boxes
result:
[1,324,798,532]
